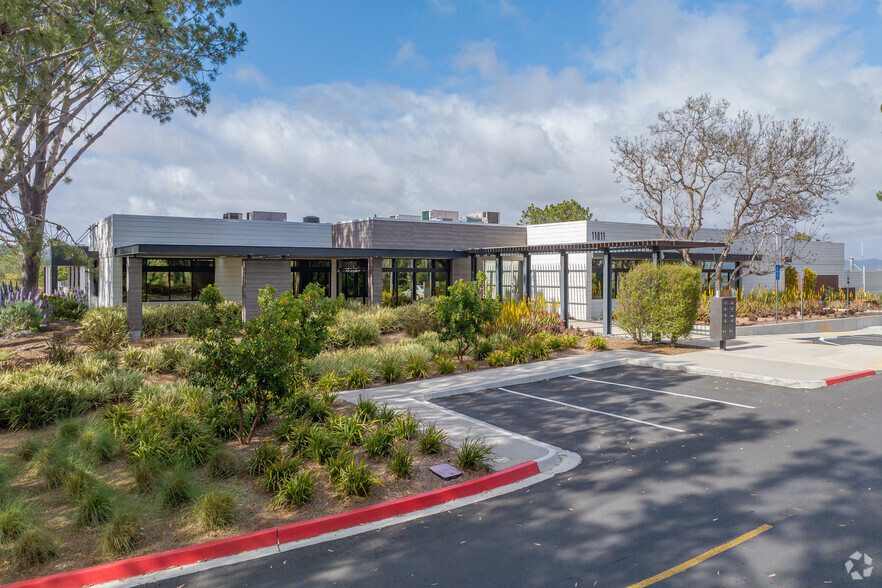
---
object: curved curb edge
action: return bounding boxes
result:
[4,461,540,588]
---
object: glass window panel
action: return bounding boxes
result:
[382,258,392,269]
[415,259,429,269]
[144,272,168,301]
[433,273,448,297]
[415,272,429,300]
[191,270,213,299]
[169,271,191,300]
[394,259,412,269]
[397,272,412,305]
[592,258,604,300]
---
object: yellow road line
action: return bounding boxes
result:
[626,524,773,588]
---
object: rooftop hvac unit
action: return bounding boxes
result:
[467,211,500,224]
[223,212,243,220]
[421,209,459,222]
[303,215,320,223]
[246,211,287,222]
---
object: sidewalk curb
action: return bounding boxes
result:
[624,356,829,389]
[5,462,540,588]
[823,370,877,386]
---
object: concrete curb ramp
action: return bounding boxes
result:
[5,462,541,588]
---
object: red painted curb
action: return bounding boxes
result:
[6,461,541,588]
[824,370,877,386]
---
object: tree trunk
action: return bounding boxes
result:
[18,184,47,297]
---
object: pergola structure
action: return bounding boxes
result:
[467,239,728,335]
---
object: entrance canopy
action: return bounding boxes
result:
[467,239,729,335]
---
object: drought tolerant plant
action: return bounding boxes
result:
[260,455,302,494]
[0,499,28,543]
[505,344,530,365]
[347,367,373,390]
[315,370,346,395]
[404,353,430,379]
[131,457,162,493]
[586,335,608,350]
[206,448,239,480]
[355,395,380,421]
[390,412,421,440]
[335,459,378,497]
[32,445,74,489]
[16,436,44,462]
[196,491,237,529]
[245,441,281,477]
[57,417,82,441]
[485,349,509,368]
[160,467,195,509]
[102,511,142,556]
[435,273,501,362]
[418,423,448,455]
[273,471,314,508]
[376,403,398,424]
[10,528,57,569]
[64,466,97,500]
[472,339,493,361]
[76,485,115,527]
[388,445,414,479]
[43,290,89,322]
[454,437,495,470]
[0,300,48,334]
[379,358,405,383]
[305,428,344,465]
[333,414,365,446]
[363,427,395,459]
[46,337,76,364]
[433,354,456,375]
[325,448,356,483]
[121,346,147,370]
[463,359,478,372]
[102,369,144,403]
[399,300,438,337]
[189,284,341,444]
[615,262,700,344]
[79,308,129,351]
[527,336,550,360]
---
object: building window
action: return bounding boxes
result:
[381,259,450,306]
[292,260,331,296]
[337,259,368,303]
[124,258,215,302]
[591,258,639,299]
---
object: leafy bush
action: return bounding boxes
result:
[388,445,414,479]
[273,471,313,507]
[196,491,237,529]
[347,367,373,390]
[160,467,195,509]
[435,273,501,361]
[379,358,405,383]
[454,437,494,470]
[333,414,365,446]
[131,457,162,493]
[102,511,142,555]
[527,337,549,360]
[10,528,57,569]
[390,412,421,440]
[363,427,395,458]
[506,345,529,365]
[418,423,448,454]
[44,292,88,322]
[485,349,509,368]
[305,428,344,464]
[76,485,115,526]
[206,448,239,479]
[355,396,380,421]
[335,459,378,497]
[260,455,301,494]
[404,353,430,379]
[246,442,280,476]
[79,308,129,351]
[586,335,608,350]
[399,300,438,337]
[0,301,46,334]
[102,369,144,402]
[434,354,456,374]
[615,262,701,343]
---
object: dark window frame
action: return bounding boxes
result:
[123,257,215,302]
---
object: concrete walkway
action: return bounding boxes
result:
[341,326,881,473]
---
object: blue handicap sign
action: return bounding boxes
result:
[775,264,780,280]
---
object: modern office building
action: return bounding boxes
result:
[78,211,851,335]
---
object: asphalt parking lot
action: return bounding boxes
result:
[147,366,882,587]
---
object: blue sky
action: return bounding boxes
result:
[59,0,882,259]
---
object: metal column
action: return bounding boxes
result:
[651,247,661,265]
[126,257,143,340]
[602,249,612,335]
[523,254,532,301]
[495,254,504,300]
[470,255,477,281]
[559,251,569,329]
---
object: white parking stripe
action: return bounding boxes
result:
[567,375,756,409]
[497,387,686,433]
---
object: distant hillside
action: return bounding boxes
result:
[845,258,882,270]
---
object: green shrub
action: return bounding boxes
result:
[57,418,82,441]
[473,339,493,361]
[335,460,378,497]
[418,423,448,455]
[454,437,494,470]
[388,445,414,479]
[102,369,144,403]
[379,359,405,383]
[102,511,142,555]
[464,359,477,371]
[32,446,74,489]
[143,304,200,337]
[557,333,580,349]
[305,428,343,464]
[335,316,381,348]
[485,349,509,368]
[245,442,280,476]
[390,412,421,440]
[376,403,397,424]
[315,370,346,394]
[3,382,88,430]
[586,335,608,350]
[260,455,301,494]
[363,427,395,459]
[277,419,313,454]
[196,491,237,529]
[71,354,114,382]
[121,346,147,369]
[44,294,88,322]
[355,395,380,421]
[273,471,313,507]
[79,308,129,351]
[527,337,550,360]
[405,354,430,379]
[76,485,114,526]
[505,345,529,364]
[615,262,701,343]
[325,448,355,482]
[46,338,77,364]
[347,367,373,390]
[433,354,456,374]
[64,467,97,500]
[165,415,215,466]
[333,414,365,446]
[206,448,239,479]
[159,467,195,509]
[0,500,28,543]
[102,404,133,438]
[10,528,57,569]
[400,301,438,337]
[0,301,45,334]
[306,396,334,423]
[435,273,501,361]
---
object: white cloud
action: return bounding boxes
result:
[394,41,429,69]
[49,1,882,259]
[233,63,272,91]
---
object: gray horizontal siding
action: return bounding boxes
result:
[241,260,292,320]
[333,219,526,251]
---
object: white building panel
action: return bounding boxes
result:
[215,257,243,302]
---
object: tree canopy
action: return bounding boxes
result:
[611,94,854,290]
[0,0,246,294]
[518,199,594,225]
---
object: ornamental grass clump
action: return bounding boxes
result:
[333,414,365,446]
[79,308,128,351]
[404,354,430,380]
[206,448,239,480]
[485,350,509,368]
[78,423,116,462]
[160,467,195,509]
[14,436,42,462]
[379,359,405,383]
[586,335,609,350]
[260,455,302,494]
[433,354,456,375]
[102,511,142,556]
[418,423,448,455]
[355,395,380,421]
[76,485,115,527]
[305,428,343,465]
[0,499,28,543]
[390,412,421,440]
[102,369,144,402]
[10,528,57,570]
[131,457,162,493]
[273,471,314,508]
[196,491,237,529]
[335,460,378,498]
[245,442,280,477]
[363,427,395,459]
[347,367,373,390]
[454,437,495,471]
[388,445,414,479]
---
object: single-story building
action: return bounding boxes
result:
[78,210,852,336]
